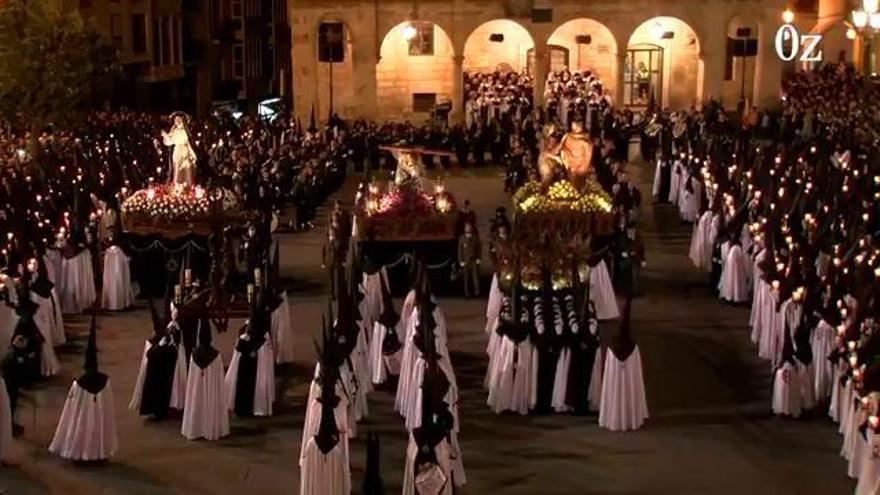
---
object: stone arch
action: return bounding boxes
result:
[546,18,619,100]
[463,19,536,74]
[376,21,457,120]
[626,16,703,109]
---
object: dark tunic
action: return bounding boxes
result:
[139,339,178,419]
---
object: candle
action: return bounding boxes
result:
[184,269,192,287]
[174,284,182,301]
[247,284,255,301]
[254,268,261,286]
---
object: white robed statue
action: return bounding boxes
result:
[162,112,197,185]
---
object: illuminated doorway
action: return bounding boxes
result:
[624,44,663,108]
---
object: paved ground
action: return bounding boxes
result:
[0,164,856,495]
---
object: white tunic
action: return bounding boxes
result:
[598,347,649,432]
[181,355,229,441]
[718,243,750,303]
[590,260,620,320]
[128,339,188,413]
[60,250,96,314]
[271,292,295,364]
[402,433,465,495]
[31,293,60,377]
[101,246,134,311]
[49,381,117,461]
[299,439,350,495]
[486,335,536,415]
[224,340,276,417]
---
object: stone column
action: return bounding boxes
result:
[451,55,465,124]
[700,27,727,107]
[349,37,378,120]
[752,16,783,109]
[615,52,627,107]
[532,45,549,110]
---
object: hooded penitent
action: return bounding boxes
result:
[610,297,635,362]
[77,313,108,394]
[138,298,178,418]
[378,274,402,356]
[231,292,270,417]
[192,318,219,369]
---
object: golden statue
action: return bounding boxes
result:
[554,121,593,190]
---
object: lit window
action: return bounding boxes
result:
[408,22,434,56]
[233,44,244,78]
[413,93,437,112]
[110,14,124,49]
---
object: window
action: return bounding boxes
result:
[110,14,124,49]
[408,22,434,56]
[172,16,180,65]
[152,18,161,65]
[233,44,244,78]
[413,93,437,112]
[162,16,172,66]
[725,37,735,81]
[132,14,146,54]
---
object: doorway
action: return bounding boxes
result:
[623,44,663,108]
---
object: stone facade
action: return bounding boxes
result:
[289,0,793,122]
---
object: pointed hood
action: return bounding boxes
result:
[362,433,385,495]
[314,310,342,454]
[377,273,400,329]
[497,263,529,344]
[84,312,98,373]
[308,105,318,134]
[192,318,219,369]
[414,293,438,358]
[610,297,636,361]
[415,263,434,311]
[77,313,108,394]
[271,240,280,290]
[148,297,164,342]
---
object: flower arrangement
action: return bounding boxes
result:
[121,183,241,223]
[357,179,459,241]
[514,180,612,215]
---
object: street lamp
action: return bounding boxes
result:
[401,23,418,41]
[651,21,665,40]
[852,0,880,74]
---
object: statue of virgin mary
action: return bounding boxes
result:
[162,112,197,186]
